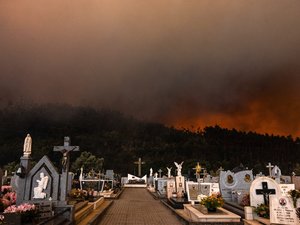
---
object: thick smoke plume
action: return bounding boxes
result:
[0,1,300,136]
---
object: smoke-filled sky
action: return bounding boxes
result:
[1,1,300,136]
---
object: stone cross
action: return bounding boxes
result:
[53,137,79,203]
[158,169,162,178]
[53,137,79,172]
[266,162,274,177]
[256,181,276,205]
[134,157,145,177]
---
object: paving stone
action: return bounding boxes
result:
[98,188,183,225]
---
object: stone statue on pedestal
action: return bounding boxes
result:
[23,134,32,157]
[174,161,184,176]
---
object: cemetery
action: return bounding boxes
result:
[1,134,300,225]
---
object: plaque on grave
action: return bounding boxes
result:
[157,178,168,196]
[270,195,299,224]
[186,182,200,202]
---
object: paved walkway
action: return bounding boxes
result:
[98,188,183,225]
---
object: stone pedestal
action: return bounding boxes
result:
[166,179,176,198]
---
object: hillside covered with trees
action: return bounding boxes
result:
[0,104,299,176]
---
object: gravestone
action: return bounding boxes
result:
[219,170,253,202]
[22,155,60,202]
[292,176,300,189]
[281,175,292,184]
[270,195,299,224]
[279,184,295,196]
[174,161,185,197]
[157,178,168,196]
[250,176,281,207]
[271,165,282,183]
[175,175,185,197]
[186,182,200,202]
[105,170,114,180]
[166,178,176,198]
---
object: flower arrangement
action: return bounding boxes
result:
[199,193,224,210]
[4,203,36,214]
[239,193,250,206]
[0,189,16,212]
[1,186,12,195]
[4,203,37,223]
[254,203,269,219]
[69,189,86,201]
[288,189,300,208]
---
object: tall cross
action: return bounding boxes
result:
[53,137,79,203]
[266,162,274,177]
[256,181,276,205]
[53,137,80,172]
[134,157,145,177]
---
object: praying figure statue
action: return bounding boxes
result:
[33,172,49,199]
[149,168,153,177]
[166,167,172,178]
[174,161,184,176]
[23,134,32,157]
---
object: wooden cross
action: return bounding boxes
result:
[134,157,145,177]
[256,181,276,205]
[266,162,274,177]
[53,137,79,172]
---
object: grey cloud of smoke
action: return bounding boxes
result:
[0,0,300,135]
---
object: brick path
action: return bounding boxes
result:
[98,188,183,225]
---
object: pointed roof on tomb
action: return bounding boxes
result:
[231,163,246,173]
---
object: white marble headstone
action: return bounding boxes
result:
[250,176,281,207]
[270,195,299,224]
[166,178,176,198]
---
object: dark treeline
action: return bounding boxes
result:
[0,104,299,176]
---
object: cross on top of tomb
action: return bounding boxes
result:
[256,181,276,205]
[266,162,274,177]
[134,157,145,177]
[53,137,79,172]
[158,169,163,178]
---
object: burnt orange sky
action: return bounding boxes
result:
[0,1,300,137]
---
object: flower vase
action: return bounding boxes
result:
[207,207,217,212]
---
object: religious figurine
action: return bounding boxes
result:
[166,167,172,178]
[61,151,68,171]
[154,172,158,180]
[33,172,49,199]
[23,134,32,157]
[174,161,184,176]
[193,162,201,179]
[149,168,153,177]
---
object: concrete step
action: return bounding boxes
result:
[74,203,94,224]
[77,200,113,225]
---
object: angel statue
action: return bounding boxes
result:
[166,167,172,178]
[174,161,184,176]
